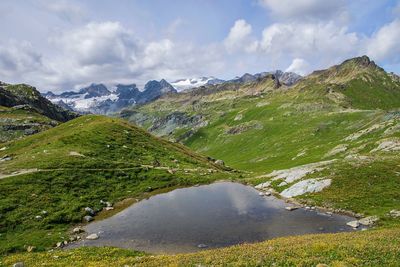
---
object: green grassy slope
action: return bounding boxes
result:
[0,115,231,254]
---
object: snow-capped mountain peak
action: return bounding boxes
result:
[43,80,176,114]
[170,77,225,91]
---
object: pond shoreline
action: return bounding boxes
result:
[65,181,359,254]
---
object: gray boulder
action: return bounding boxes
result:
[83,215,93,222]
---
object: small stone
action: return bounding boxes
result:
[41,210,48,215]
[84,207,95,215]
[104,207,114,211]
[83,215,93,222]
[106,202,113,207]
[56,242,63,248]
[86,233,99,240]
[197,244,208,248]
[326,212,333,216]
[305,206,311,210]
[389,210,400,218]
[264,191,272,196]
[13,263,24,267]
[278,181,288,187]
[258,192,265,196]
[214,159,224,166]
[359,216,379,226]
[285,206,298,211]
[255,181,271,190]
[347,220,360,228]
[26,245,36,252]
[63,240,68,245]
[73,227,84,234]
[35,215,42,220]
[0,155,13,162]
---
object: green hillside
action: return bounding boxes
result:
[0,115,230,254]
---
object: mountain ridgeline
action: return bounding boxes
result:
[43,71,301,115]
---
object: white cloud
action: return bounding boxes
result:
[259,22,360,69]
[259,0,347,22]
[366,19,400,63]
[0,41,45,79]
[26,21,225,91]
[285,58,310,75]
[224,19,258,53]
[53,22,137,66]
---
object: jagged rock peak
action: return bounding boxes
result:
[341,55,383,71]
[79,83,111,98]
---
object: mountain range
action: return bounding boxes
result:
[43,79,177,114]
[43,70,301,114]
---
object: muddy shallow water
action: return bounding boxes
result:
[69,182,358,254]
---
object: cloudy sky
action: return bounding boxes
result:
[1,0,400,92]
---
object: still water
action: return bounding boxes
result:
[70,182,356,254]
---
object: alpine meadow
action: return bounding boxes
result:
[1,1,400,266]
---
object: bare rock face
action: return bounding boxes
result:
[280,178,332,198]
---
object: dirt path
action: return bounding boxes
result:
[0,165,217,179]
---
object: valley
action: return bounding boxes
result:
[1,56,400,266]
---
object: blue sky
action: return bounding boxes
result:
[0,0,399,91]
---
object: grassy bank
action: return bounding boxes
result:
[4,228,400,266]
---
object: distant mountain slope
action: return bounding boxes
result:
[301,55,400,109]
[0,115,230,254]
[0,82,78,122]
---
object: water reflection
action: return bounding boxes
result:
[69,182,356,254]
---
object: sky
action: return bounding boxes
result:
[0,0,400,92]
